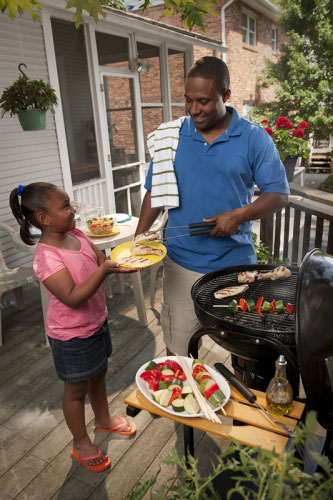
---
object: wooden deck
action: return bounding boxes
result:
[0,268,233,500]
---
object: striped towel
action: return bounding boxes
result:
[147,116,186,209]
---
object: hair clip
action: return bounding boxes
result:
[17,185,27,196]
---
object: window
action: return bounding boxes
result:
[242,12,256,47]
[272,26,277,52]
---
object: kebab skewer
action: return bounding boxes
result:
[213,296,295,315]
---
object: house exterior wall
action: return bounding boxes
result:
[0,13,63,267]
[134,0,288,115]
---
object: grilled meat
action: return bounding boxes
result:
[257,266,291,281]
[214,284,249,300]
[238,271,258,283]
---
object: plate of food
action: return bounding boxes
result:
[85,216,119,237]
[85,226,120,238]
[135,356,230,418]
[105,213,132,224]
[111,240,166,268]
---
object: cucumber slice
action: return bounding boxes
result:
[172,399,185,412]
[152,389,165,404]
[208,389,225,407]
[184,394,200,415]
[196,371,211,383]
[167,379,183,388]
[200,377,213,394]
[159,389,173,407]
[182,386,193,397]
[159,381,168,390]
[168,383,183,391]
[145,360,158,370]
[160,367,174,376]
[192,359,204,369]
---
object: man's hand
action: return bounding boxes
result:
[203,211,241,237]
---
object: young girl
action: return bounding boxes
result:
[10,182,137,473]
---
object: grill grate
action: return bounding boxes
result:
[192,265,298,343]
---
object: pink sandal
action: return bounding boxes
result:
[95,416,136,436]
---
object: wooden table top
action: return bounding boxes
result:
[124,387,305,456]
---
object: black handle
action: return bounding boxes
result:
[188,221,216,229]
[189,229,212,237]
[214,363,256,404]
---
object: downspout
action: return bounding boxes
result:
[221,0,236,63]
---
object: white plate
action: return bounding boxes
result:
[135,356,230,418]
[105,213,132,223]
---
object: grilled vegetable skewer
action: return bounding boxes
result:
[213,297,295,315]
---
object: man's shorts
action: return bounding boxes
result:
[161,256,204,356]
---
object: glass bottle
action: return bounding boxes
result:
[266,355,293,415]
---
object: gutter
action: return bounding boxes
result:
[221,0,236,62]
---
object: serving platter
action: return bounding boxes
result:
[85,227,120,238]
[111,241,166,268]
[135,356,230,418]
[104,213,132,223]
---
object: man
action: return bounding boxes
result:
[135,56,289,356]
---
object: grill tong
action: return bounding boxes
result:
[144,221,216,241]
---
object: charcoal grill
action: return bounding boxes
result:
[189,248,333,459]
[190,263,300,393]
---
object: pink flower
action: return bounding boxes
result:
[261,119,269,124]
[264,127,274,136]
[293,128,305,138]
[297,121,310,129]
[276,117,293,130]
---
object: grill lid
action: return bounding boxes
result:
[296,248,333,431]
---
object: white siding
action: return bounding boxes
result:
[0,13,63,267]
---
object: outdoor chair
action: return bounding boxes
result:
[0,222,37,345]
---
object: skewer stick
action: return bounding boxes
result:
[176,354,221,423]
[189,354,227,415]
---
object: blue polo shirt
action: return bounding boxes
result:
[145,107,290,274]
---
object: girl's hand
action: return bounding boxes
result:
[103,258,140,274]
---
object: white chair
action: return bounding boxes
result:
[0,222,37,346]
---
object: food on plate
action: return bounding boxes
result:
[131,242,163,257]
[135,232,160,243]
[214,284,249,300]
[191,359,225,407]
[86,217,115,235]
[116,250,152,267]
[238,271,258,283]
[257,266,291,281]
[225,297,295,316]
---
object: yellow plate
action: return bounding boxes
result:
[85,226,120,238]
[111,240,167,268]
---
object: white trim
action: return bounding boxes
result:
[160,42,171,122]
[41,10,73,197]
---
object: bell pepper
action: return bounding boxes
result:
[256,296,264,316]
[168,387,182,405]
[275,300,285,314]
[239,298,247,313]
[158,360,186,380]
[203,383,220,400]
[148,378,160,391]
[228,299,238,313]
[269,299,276,313]
[247,298,256,312]
[192,364,208,379]
[140,369,161,380]
[286,302,295,314]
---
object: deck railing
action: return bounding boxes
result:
[260,184,333,265]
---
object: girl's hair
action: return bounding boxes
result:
[186,56,230,96]
[9,182,57,245]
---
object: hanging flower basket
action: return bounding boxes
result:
[17,109,46,131]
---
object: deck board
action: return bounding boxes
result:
[0,269,236,499]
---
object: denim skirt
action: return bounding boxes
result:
[48,319,112,383]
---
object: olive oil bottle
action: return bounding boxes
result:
[266,355,293,415]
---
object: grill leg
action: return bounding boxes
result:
[184,424,194,464]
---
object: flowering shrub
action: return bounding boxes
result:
[261,117,311,162]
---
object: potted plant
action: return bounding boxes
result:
[127,412,333,499]
[0,64,58,131]
[261,117,311,182]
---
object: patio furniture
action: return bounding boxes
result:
[0,222,37,345]
[124,385,305,456]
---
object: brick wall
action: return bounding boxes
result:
[135,0,288,115]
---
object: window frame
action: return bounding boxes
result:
[272,25,277,52]
[241,10,257,48]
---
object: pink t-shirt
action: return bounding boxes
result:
[33,229,107,341]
